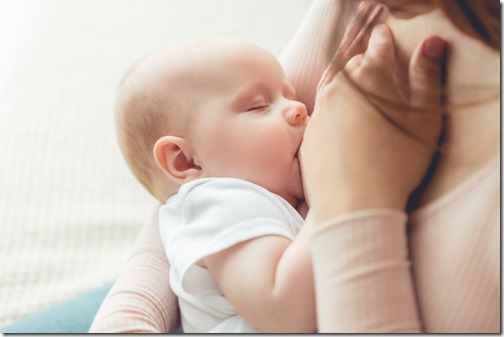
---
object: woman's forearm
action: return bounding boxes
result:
[89,205,179,333]
[89,244,178,333]
[310,209,421,333]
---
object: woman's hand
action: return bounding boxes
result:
[300,23,446,223]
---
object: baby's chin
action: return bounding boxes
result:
[290,178,306,210]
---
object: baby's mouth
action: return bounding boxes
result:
[294,149,302,169]
[294,142,302,160]
[294,148,300,161]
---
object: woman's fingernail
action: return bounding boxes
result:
[423,37,446,60]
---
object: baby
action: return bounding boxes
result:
[115,38,315,333]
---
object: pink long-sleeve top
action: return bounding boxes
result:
[90,155,500,333]
[312,155,500,332]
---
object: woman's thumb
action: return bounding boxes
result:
[408,36,447,109]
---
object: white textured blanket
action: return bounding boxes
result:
[0,0,311,326]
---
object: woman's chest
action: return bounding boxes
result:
[407,177,500,332]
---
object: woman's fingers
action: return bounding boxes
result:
[343,53,364,76]
[338,2,384,65]
[345,24,396,80]
[362,24,395,74]
[343,24,399,104]
[316,2,384,93]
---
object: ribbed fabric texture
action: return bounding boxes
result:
[280,0,356,114]
[408,156,500,332]
[311,210,421,332]
[89,206,178,333]
[310,156,500,333]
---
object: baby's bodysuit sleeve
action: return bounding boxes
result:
[310,209,421,333]
[159,178,303,291]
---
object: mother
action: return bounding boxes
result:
[90,0,500,333]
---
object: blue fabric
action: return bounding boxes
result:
[0,283,112,333]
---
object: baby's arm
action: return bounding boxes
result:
[203,213,316,333]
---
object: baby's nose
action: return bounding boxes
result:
[286,101,308,125]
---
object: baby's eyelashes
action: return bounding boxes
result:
[248,104,269,112]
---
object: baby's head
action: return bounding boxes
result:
[115,38,308,206]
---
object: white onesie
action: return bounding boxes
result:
[159,177,304,333]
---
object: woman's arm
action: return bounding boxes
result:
[280,0,357,114]
[89,205,179,333]
[311,209,420,332]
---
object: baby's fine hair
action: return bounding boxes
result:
[114,57,186,202]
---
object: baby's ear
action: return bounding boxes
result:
[153,136,204,185]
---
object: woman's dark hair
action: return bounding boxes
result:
[434,0,500,51]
